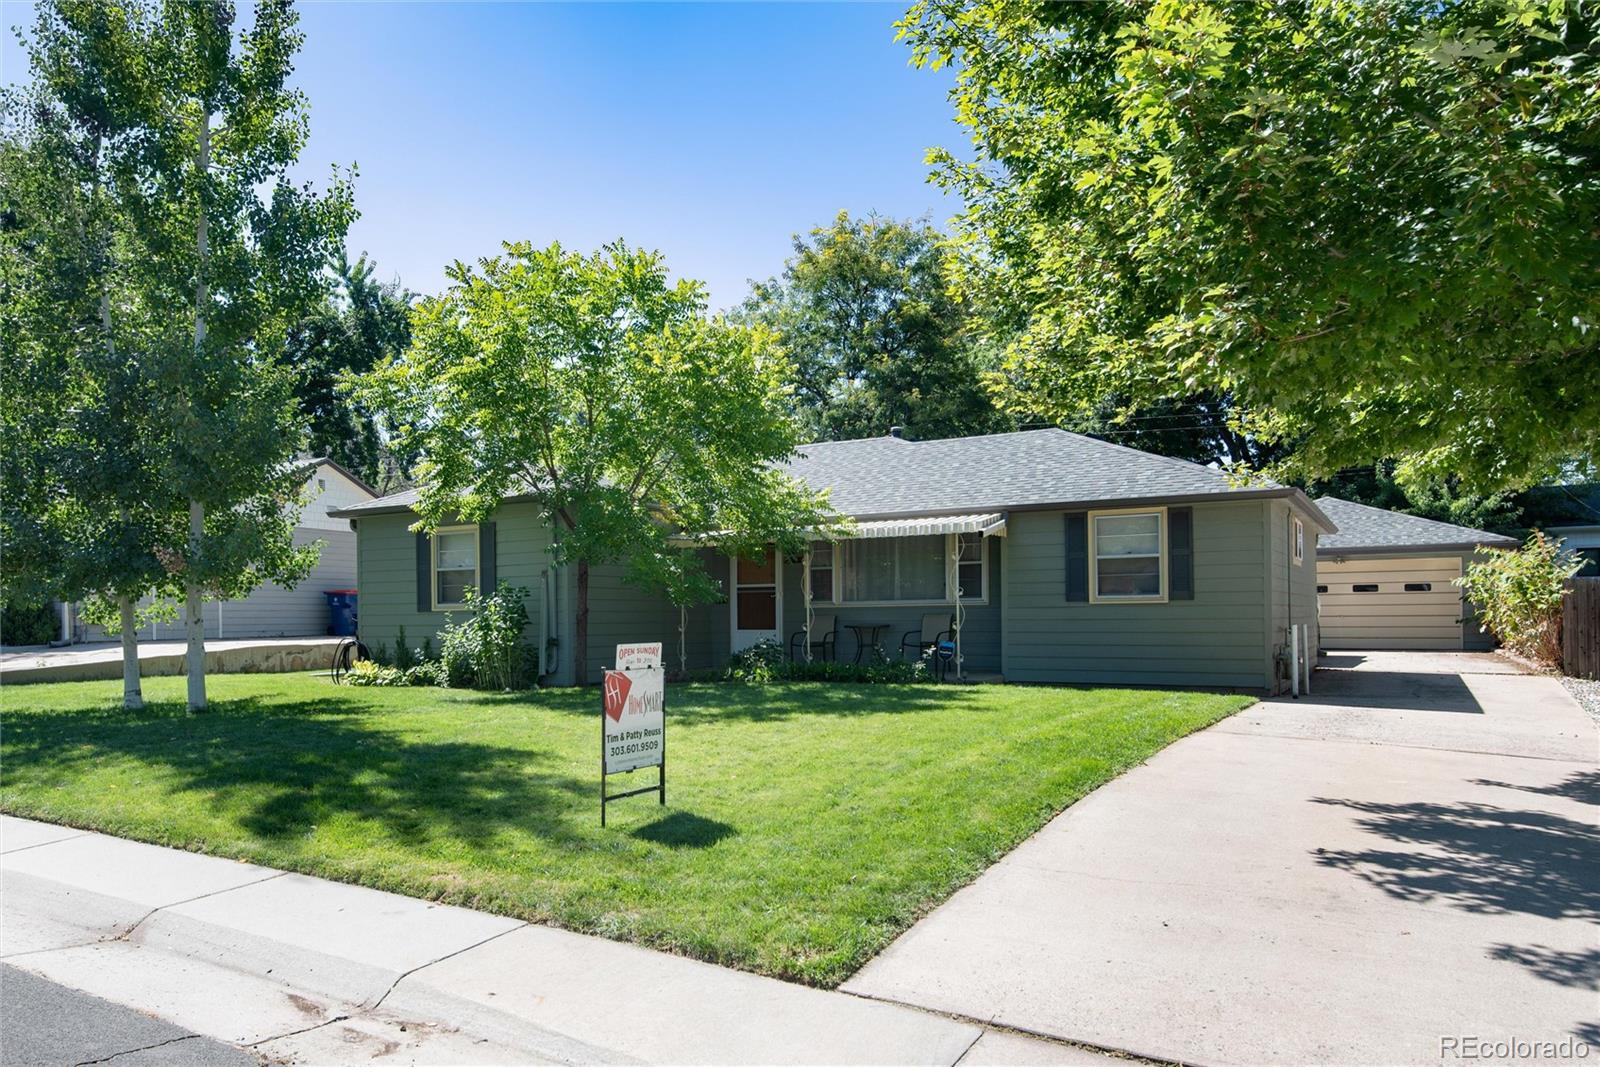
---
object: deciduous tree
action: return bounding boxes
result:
[740,213,1012,442]
[360,241,834,683]
[902,0,1599,490]
[3,0,352,710]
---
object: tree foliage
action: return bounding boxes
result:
[1306,460,1522,534]
[740,213,1012,442]
[901,0,1600,490]
[1457,532,1582,663]
[1,0,353,708]
[287,249,413,489]
[359,240,835,682]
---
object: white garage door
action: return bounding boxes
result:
[1317,557,1465,650]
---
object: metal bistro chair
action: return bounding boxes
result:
[900,612,955,663]
[788,613,839,662]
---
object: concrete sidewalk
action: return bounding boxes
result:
[0,816,1110,1066]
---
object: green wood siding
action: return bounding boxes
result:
[1001,503,1270,689]
[784,538,1003,670]
[354,503,553,665]
[1268,500,1322,690]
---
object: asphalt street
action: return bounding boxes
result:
[0,964,258,1067]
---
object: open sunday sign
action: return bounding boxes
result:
[600,642,666,825]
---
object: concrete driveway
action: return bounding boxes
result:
[844,652,1599,1066]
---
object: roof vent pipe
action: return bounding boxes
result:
[889,426,905,439]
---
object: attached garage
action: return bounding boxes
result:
[1312,498,1519,652]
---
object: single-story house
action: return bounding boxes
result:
[332,429,1333,694]
[1311,497,1519,651]
[65,457,377,643]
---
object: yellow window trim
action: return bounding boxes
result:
[1087,505,1168,604]
[431,523,480,612]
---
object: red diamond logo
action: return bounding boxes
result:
[603,670,631,722]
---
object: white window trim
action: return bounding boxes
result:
[431,524,480,611]
[1293,516,1306,565]
[810,533,990,608]
[1088,506,1168,604]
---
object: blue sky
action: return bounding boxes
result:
[2,2,962,308]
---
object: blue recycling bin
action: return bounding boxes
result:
[324,589,358,637]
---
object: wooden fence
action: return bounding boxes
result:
[1563,577,1600,680]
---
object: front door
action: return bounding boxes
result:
[731,550,780,652]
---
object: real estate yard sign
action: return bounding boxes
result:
[600,642,666,825]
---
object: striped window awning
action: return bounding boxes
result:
[838,512,1007,540]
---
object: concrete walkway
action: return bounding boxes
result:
[845,652,1600,1065]
[0,817,1107,1065]
[0,637,341,684]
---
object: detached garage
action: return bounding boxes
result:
[1313,498,1518,651]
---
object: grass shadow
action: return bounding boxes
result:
[0,690,593,852]
[473,680,995,726]
[629,811,737,849]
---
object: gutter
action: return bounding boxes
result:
[331,486,1339,534]
[1316,540,1518,559]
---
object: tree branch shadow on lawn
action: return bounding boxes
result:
[473,681,1001,726]
[0,694,594,852]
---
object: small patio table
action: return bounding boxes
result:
[847,622,892,665]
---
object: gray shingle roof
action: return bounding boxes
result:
[333,429,1334,528]
[783,429,1291,518]
[1314,497,1518,555]
[333,485,422,516]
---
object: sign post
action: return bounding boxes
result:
[600,642,666,826]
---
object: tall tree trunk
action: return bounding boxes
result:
[575,558,589,686]
[185,501,206,710]
[186,109,210,713]
[118,595,143,710]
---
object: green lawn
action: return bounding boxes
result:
[0,674,1252,985]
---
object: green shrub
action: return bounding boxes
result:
[394,627,415,670]
[439,583,535,690]
[1,598,58,647]
[724,639,933,684]
[370,641,393,667]
[343,659,445,687]
[725,639,787,683]
[1457,532,1582,666]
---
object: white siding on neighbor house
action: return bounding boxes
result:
[301,464,374,532]
[1001,501,1270,689]
[75,460,372,643]
[86,527,357,640]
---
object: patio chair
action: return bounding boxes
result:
[900,613,955,662]
[788,613,839,662]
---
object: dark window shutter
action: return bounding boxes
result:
[1065,512,1089,602]
[1169,506,1194,600]
[479,522,497,596]
[416,530,432,613]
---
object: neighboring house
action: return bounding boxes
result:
[1311,497,1518,651]
[68,458,377,643]
[332,429,1332,694]
[1547,526,1600,576]
[1513,481,1600,576]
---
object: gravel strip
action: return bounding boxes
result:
[1561,676,1600,726]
